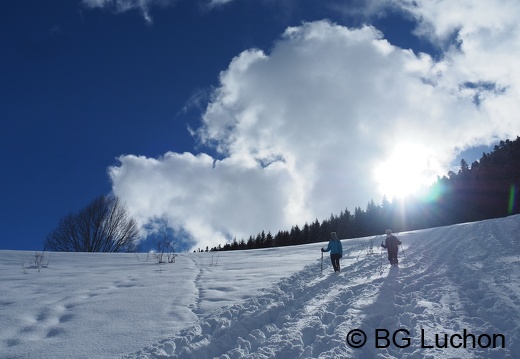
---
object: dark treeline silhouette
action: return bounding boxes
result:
[212,137,520,251]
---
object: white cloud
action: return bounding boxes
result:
[80,0,236,22]
[207,0,233,5]
[109,152,293,250]
[81,0,172,22]
[110,2,520,250]
[392,0,520,141]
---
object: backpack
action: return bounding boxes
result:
[388,235,401,250]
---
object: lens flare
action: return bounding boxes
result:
[508,185,517,214]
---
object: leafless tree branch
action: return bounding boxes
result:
[45,195,140,252]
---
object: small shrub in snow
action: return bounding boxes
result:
[209,252,220,266]
[152,237,177,264]
[365,237,375,255]
[22,249,51,273]
[134,252,155,262]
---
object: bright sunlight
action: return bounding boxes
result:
[374,144,440,199]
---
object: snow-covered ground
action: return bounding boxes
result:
[2,215,520,358]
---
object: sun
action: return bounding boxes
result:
[374,144,438,200]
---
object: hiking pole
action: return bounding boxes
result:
[379,245,383,275]
[321,250,324,274]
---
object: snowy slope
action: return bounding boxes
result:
[1,215,520,358]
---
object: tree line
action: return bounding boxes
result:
[213,137,520,251]
[44,137,519,253]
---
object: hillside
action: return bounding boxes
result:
[1,215,520,358]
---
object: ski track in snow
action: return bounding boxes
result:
[122,217,520,359]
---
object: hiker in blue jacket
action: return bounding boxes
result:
[321,232,343,273]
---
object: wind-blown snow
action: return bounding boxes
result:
[2,215,520,358]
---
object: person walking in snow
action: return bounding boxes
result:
[381,229,402,266]
[321,232,343,273]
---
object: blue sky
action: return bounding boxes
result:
[2,0,518,251]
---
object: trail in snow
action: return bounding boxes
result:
[3,216,518,359]
[122,217,520,359]
[0,246,313,359]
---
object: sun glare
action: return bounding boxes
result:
[374,144,438,200]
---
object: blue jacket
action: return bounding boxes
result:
[323,239,343,256]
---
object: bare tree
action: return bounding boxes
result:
[45,195,140,252]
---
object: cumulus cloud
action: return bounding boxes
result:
[109,2,520,250]
[109,152,293,249]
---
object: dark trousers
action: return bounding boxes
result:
[388,249,398,265]
[330,254,341,272]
